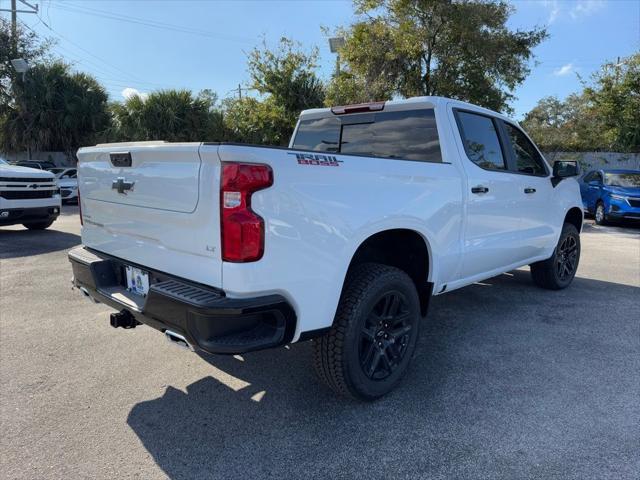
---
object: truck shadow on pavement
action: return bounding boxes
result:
[127,270,639,479]
[0,228,80,259]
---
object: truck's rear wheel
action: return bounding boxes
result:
[530,223,580,290]
[313,263,421,400]
[23,220,54,230]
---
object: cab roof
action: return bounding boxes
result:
[299,96,513,123]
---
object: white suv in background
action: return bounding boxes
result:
[50,168,79,204]
[0,157,61,230]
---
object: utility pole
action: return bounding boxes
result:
[1,0,39,54]
[11,0,18,56]
[238,84,242,100]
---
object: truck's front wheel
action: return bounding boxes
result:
[530,223,580,290]
[313,263,421,401]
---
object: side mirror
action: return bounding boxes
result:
[553,160,579,178]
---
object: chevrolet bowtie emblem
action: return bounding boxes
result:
[112,177,135,194]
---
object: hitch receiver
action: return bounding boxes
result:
[110,310,140,329]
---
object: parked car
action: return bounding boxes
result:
[68,96,583,400]
[49,168,78,203]
[0,157,61,230]
[12,160,58,170]
[579,169,640,225]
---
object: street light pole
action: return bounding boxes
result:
[328,37,346,78]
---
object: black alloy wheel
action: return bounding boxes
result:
[359,291,412,381]
[555,234,579,282]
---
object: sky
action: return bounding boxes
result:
[1,0,639,119]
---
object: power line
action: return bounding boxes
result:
[19,19,178,94]
[48,2,255,44]
[33,18,151,84]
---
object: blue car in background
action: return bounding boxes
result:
[579,169,640,225]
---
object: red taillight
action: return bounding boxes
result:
[78,187,83,225]
[220,162,273,262]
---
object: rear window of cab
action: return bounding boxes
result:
[292,109,442,163]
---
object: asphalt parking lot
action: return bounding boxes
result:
[1,207,638,480]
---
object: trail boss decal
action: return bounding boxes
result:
[289,152,343,167]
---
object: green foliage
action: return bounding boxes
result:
[522,53,640,153]
[221,97,292,145]
[584,53,640,152]
[326,0,547,112]
[0,18,53,118]
[248,37,325,113]
[224,38,325,145]
[106,89,224,142]
[0,62,109,155]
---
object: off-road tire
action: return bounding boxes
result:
[530,223,580,290]
[312,263,421,401]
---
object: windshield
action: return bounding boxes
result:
[605,173,640,188]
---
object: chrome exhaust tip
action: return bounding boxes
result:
[165,330,194,351]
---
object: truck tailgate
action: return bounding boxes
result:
[77,142,223,287]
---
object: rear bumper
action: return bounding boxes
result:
[68,246,296,354]
[0,206,60,226]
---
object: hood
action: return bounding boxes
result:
[0,163,55,179]
[605,185,640,197]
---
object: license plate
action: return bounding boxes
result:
[125,266,149,296]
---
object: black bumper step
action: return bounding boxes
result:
[68,246,296,354]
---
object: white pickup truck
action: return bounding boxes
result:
[0,157,61,230]
[69,97,583,400]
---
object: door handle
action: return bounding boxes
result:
[471,186,489,194]
[524,188,536,194]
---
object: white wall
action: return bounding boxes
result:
[1,151,75,166]
[544,152,640,172]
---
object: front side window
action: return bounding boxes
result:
[504,123,547,175]
[456,111,506,171]
[292,109,442,162]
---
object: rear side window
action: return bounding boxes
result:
[504,123,547,175]
[293,109,442,162]
[291,117,340,152]
[455,111,506,171]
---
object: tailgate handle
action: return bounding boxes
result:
[110,152,132,167]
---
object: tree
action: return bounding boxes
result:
[326,0,547,112]
[0,18,53,121]
[584,53,640,152]
[222,96,292,145]
[248,37,325,115]
[0,62,110,156]
[521,94,605,152]
[107,89,224,142]
[522,52,639,153]
[223,38,325,145]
